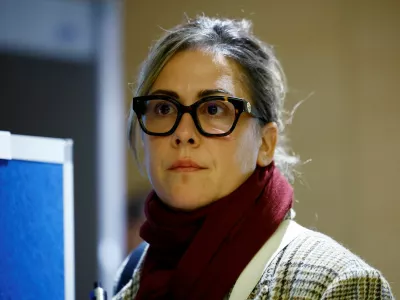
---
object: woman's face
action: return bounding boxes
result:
[142,49,275,210]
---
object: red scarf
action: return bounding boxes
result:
[136,162,293,300]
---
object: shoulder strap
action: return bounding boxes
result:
[114,242,148,296]
[228,220,305,300]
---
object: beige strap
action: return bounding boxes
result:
[229,220,305,300]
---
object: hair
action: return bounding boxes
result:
[127,15,300,182]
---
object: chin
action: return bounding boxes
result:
[152,173,216,211]
[163,190,213,211]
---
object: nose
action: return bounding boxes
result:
[172,113,199,147]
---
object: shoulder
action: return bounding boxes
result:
[257,225,394,299]
[112,243,148,299]
[281,226,373,272]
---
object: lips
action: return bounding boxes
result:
[168,159,206,171]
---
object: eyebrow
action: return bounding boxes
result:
[149,88,234,99]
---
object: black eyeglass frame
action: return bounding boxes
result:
[132,95,265,137]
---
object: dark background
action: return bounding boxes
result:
[0,53,98,299]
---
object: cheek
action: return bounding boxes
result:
[142,137,165,173]
[232,125,260,172]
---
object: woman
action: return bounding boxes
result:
[114,16,394,299]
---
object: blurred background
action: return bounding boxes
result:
[0,0,399,298]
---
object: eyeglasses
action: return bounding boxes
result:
[132,95,263,137]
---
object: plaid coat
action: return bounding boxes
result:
[113,223,394,299]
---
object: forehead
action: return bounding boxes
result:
[150,49,249,100]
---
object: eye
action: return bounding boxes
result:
[200,100,232,117]
[207,103,221,115]
[152,101,176,116]
[205,101,224,115]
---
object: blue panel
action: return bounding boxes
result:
[0,159,64,299]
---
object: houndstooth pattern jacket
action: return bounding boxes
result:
[113,222,394,299]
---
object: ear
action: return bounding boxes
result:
[256,122,278,167]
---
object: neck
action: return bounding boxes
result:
[136,163,293,300]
